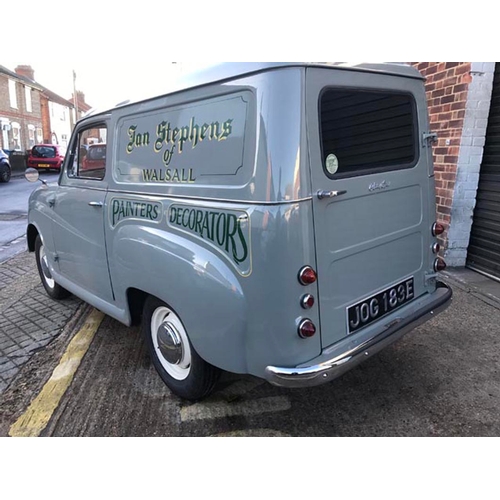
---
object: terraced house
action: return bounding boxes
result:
[0,64,88,152]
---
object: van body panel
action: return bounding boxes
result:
[104,196,321,374]
[305,67,436,348]
[107,68,307,204]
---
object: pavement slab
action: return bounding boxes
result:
[0,251,84,394]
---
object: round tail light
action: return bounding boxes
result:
[300,294,315,309]
[432,222,445,236]
[298,266,317,285]
[298,319,316,338]
[432,243,440,254]
[434,258,447,272]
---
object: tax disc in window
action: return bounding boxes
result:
[325,154,339,175]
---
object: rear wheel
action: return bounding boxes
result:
[142,296,220,401]
[35,235,70,299]
[0,163,11,183]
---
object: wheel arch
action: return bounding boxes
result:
[27,223,39,252]
[126,287,150,326]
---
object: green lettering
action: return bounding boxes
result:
[216,213,226,246]
[225,214,238,254]
[155,122,166,152]
[220,119,233,140]
[201,211,211,239]
[127,126,137,153]
[112,199,120,225]
[195,210,204,236]
[179,126,189,153]
[169,206,177,223]
[201,124,209,140]
[210,121,220,140]
[234,217,249,264]
[189,117,200,148]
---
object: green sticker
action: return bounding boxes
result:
[326,153,339,175]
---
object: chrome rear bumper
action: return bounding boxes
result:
[265,281,452,388]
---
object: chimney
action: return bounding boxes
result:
[15,65,35,81]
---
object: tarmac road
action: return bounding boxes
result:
[1,265,499,437]
[0,172,59,264]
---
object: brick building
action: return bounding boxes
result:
[0,65,44,151]
[411,62,500,280]
[0,64,92,152]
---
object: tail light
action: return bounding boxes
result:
[298,266,317,285]
[298,319,316,338]
[432,243,440,254]
[432,222,445,237]
[434,258,447,272]
[300,294,315,309]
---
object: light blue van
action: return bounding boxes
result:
[25,63,452,400]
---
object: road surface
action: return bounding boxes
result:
[0,172,59,263]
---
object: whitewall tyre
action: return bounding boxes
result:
[34,235,70,300]
[142,296,220,401]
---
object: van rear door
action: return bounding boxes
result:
[306,66,434,349]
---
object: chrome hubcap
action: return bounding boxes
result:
[157,322,183,365]
[150,306,191,381]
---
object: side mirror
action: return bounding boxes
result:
[25,168,47,185]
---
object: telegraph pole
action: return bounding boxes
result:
[73,70,79,124]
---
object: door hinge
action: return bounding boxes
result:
[423,132,438,147]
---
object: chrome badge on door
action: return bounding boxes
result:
[347,277,415,334]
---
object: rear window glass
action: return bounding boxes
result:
[87,145,106,160]
[320,89,417,178]
[31,146,56,158]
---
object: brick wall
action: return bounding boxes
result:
[0,73,43,151]
[411,62,472,249]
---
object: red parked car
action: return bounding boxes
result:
[81,143,106,173]
[27,144,66,172]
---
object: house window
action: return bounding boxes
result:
[25,87,32,113]
[11,122,21,150]
[9,80,18,109]
[36,128,43,144]
[28,125,35,148]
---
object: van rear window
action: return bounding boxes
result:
[31,146,56,158]
[320,89,417,178]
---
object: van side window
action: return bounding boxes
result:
[320,89,417,178]
[68,124,107,180]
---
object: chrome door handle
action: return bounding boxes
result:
[317,190,347,200]
[88,201,103,207]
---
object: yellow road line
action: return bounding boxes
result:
[9,309,105,437]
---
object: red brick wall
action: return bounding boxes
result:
[412,62,472,248]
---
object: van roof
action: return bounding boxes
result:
[85,62,423,118]
[182,62,424,87]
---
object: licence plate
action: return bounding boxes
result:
[38,163,50,167]
[347,277,415,334]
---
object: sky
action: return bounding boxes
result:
[2,0,493,116]
[0,59,215,111]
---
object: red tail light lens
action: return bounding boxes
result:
[298,266,317,285]
[298,319,316,338]
[434,258,447,272]
[300,294,315,309]
[432,222,445,237]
